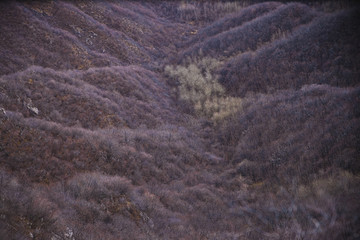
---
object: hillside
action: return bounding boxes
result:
[219,7,360,96]
[0,1,359,240]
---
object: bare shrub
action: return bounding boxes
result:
[161,1,247,24]
[65,172,132,202]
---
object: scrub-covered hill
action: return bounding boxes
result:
[0,1,359,239]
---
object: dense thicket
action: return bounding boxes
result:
[0,1,359,239]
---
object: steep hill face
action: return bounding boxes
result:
[0,1,188,75]
[219,7,360,96]
[180,2,318,59]
[0,1,359,240]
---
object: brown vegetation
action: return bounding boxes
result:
[0,1,359,239]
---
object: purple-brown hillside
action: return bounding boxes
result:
[0,1,359,240]
[180,3,318,60]
[0,1,188,75]
[220,7,360,96]
[219,84,360,182]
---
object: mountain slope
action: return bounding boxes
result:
[180,3,318,60]
[219,7,360,96]
[0,1,359,240]
[0,1,188,75]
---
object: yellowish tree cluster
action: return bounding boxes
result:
[165,57,242,122]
